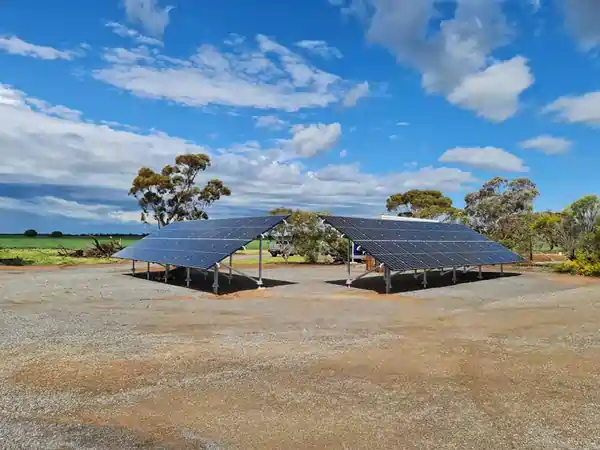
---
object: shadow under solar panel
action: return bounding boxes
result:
[321,215,524,272]
[113,215,288,271]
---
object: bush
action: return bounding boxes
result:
[554,255,600,277]
[50,231,63,238]
[23,229,38,237]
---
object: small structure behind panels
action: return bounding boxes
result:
[112,215,289,294]
[321,214,524,294]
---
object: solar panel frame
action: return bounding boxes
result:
[321,215,524,272]
[113,215,288,271]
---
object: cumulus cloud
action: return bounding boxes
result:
[93,34,368,112]
[123,0,173,37]
[544,91,600,127]
[520,135,572,155]
[0,83,476,222]
[332,0,533,121]
[282,123,342,158]
[295,40,343,59]
[447,57,534,122]
[562,0,600,50]
[0,35,77,60]
[440,146,528,172]
[342,81,370,107]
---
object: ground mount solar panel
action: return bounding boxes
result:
[113,215,288,292]
[321,215,523,275]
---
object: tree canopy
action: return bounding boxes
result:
[386,190,455,219]
[130,154,231,227]
[464,177,539,243]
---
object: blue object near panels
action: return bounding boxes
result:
[321,215,524,272]
[113,215,287,271]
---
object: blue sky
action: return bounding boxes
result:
[0,0,599,233]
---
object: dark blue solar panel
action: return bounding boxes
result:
[113,215,287,270]
[321,215,523,271]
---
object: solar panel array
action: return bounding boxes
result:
[322,215,523,272]
[113,215,287,270]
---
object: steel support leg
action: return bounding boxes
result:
[500,264,504,276]
[258,236,264,288]
[452,267,457,284]
[186,267,191,288]
[165,264,169,283]
[384,266,392,294]
[346,239,352,287]
[147,262,150,280]
[229,255,233,285]
[132,260,136,275]
[213,264,219,294]
[423,270,428,289]
[478,265,483,280]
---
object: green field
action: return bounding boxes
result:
[0,235,142,249]
[0,236,269,250]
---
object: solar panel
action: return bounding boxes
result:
[113,215,287,270]
[321,215,523,272]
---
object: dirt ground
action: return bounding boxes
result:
[1,263,600,449]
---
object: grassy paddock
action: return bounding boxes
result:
[0,235,141,250]
[0,249,120,266]
[233,255,306,265]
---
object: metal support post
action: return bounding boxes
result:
[346,239,352,287]
[258,236,263,287]
[212,264,220,294]
[132,260,136,275]
[478,265,483,280]
[147,262,150,280]
[185,267,191,288]
[165,264,170,283]
[384,266,392,294]
[452,267,457,284]
[423,270,428,289]
[229,255,233,285]
[500,264,504,276]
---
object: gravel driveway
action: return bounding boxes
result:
[1,264,600,449]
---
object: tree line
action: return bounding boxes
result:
[127,153,599,270]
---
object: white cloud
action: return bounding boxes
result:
[520,136,572,155]
[282,123,342,158]
[106,21,163,46]
[254,115,288,130]
[0,83,477,222]
[544,91,600,126]
[440,146,528,172]
[396,121,409,126]
[0,196,140,223]
[123,0,173,37]
[0,35,77,60]
[333,0,533,121]
[562,0,600,50]
[339,149,348,158]
[389,134,398,140]
[94,34,367,112]
[295,40,343,59]
[342,81,370,107]
[447,56,534,121]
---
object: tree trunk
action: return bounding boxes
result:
[528,234,533,262]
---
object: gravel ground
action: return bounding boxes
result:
[1,264,600,449]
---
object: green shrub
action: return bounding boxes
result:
[23,229,38,237]
[50,231,63,238]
